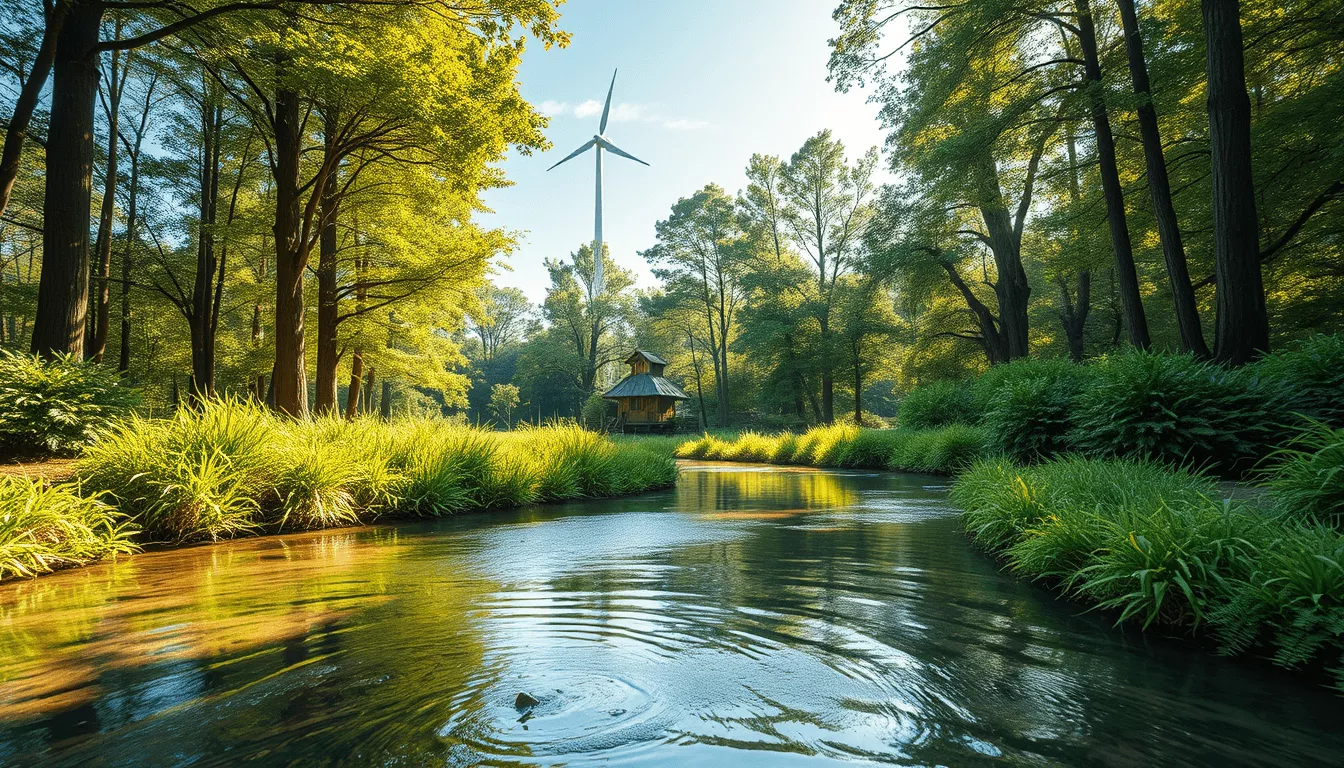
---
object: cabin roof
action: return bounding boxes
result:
[625,349,668,366]
[602,374,690,400]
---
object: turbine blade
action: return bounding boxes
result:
[546,139,597,171]
[595,136,649,167]
[599,69,617,134]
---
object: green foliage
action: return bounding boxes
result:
[77,400,677,543]
[1255,335,1344,428]
[898,381,975,430]
[0,351,139,457]
[1261,422,1344,527]
[0,476,139,579]
[1070,352,1273,473]
[975,358,1092,461]
[675,423,989,476]
[952,456,1344,690]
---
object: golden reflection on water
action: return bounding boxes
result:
[0,528,407,721]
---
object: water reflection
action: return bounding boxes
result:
[1,463,1342,766]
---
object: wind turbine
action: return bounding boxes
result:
[547,69,649,298]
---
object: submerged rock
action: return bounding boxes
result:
[515,692,540,709]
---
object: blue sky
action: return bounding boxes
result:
[479,0,892,302]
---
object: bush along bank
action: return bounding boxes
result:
[951,434,1344,692]
[676,423,989,475]
[902,334,1344,474]
[0,401,678,580]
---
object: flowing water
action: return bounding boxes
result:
[1,463,1342,767]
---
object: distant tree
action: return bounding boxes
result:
[643,184,746,426]
[776,130,878,422]
[489,382,519,428]
[470,286,533,366]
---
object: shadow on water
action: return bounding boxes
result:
[1,462,1342,766]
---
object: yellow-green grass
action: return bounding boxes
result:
[952,455,1344,691]
[74,400,678,545]
[675,423,989,475]
[0,475,139,579]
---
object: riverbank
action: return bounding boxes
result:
[674,423,988,475]
[952,452,1344,692]
[0,402,678,581]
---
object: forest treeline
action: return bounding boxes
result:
[0,0,564,417]
[1,0,1341,428]
[486,0,1341,428]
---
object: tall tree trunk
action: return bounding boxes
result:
[189,98,222,399]
[852,362,862,425]
[0,2,68,219]
[344,253,367,419]
[344,351,364,418]
[117,142,141,374]
[315,111,341,414]
[271,74,308,415]
[1203,0,1269,364]
[973,155,1030,360]
[1075,0,1151,350]
[380,380,392,419]
[32,1,102,358]
[89,41,123,363]
[363,366,376,414]
[1117,0,1209,357]
[1058,272,1091,362]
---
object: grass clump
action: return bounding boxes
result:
[675,423,990,476]
[1254,334,1344,428]
[1261,421,1344,527]
[952,456,1344,690]
[898,381,975,430]
[0,476,138,578]
[75,401,678,544]
[0,350,139,458]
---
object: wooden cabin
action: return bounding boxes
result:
[602,350,690,433]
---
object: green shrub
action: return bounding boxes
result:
[1254,334,1344,428]
[1070,351,1273,473]
[1261,422,1344,527]
[0,351,139,457]
[976,358,1091,461]
[898,381,975,430]
[952,455,1344,690]
[0,476,139,579]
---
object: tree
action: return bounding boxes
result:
[777,130,878,421]
[531,243,635,414]
[489,382,519,428]
[1116,0,1208,357]
[470,286,533,366]
[1202,0,1269,364]
[643,184,746,426]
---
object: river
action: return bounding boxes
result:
[1,462,1341,766]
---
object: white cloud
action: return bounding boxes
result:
[544,99,707,131]
[573,99,604,118]
[662,118,709,131]
[539,100,569,116]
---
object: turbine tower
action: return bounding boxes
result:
[547,69,649,298]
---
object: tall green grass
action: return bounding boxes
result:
[0,476,139,579]
[675,423,990,475]
[76,401,678,544]
[952,456,1344,690]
